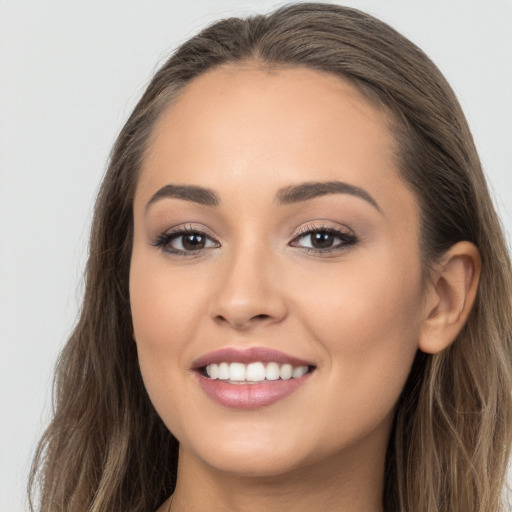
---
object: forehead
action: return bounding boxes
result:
[137,64,414,223]
[146,65,395,162]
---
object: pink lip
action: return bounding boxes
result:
[192,347,314,369]
[196,371,313,409]
[192,347,315,410]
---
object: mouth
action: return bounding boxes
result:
[192,347,316,409]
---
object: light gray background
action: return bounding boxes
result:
[1,1,511,511]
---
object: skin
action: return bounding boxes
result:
[129,65,480,512]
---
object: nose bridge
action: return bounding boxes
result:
[210,233,288,329]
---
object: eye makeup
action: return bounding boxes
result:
[151,224,220,257]
[290,223,358,255]
[150,222,359,258]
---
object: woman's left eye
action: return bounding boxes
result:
[290,227,358,253]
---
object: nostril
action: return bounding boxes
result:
[214,312,272,328]
[252,314,271,321]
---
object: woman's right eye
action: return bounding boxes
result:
[152,228,220,256]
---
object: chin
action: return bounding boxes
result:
[197,447,311,478]
[181,427,318,478]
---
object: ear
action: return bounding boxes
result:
[419,241,481,354]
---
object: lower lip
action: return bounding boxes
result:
[196,372,312,409]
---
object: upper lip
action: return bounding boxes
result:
[191,347,315,369]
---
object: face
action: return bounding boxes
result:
[130,66,426,478]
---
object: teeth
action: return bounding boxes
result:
[246,362,266,382]
[292,365,308,378]
[280,363,293,380]
[265,362,280,380]
[218,362,230,380]
[229,362,246,381]
[204,362,310,382]
[206,364,218,379]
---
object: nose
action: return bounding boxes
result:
[209,244,288,331]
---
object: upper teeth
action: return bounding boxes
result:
[205,362,309,382]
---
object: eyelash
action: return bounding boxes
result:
[291,224,358,255]
[151,224,358,257]
[151,225,220,257]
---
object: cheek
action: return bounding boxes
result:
[129,250,207,415]
[300,246,423,345]
[297,249,424,427]
[130,247,207,348]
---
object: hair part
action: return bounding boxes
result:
[29,4,512,511]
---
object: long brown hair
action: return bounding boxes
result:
[29,4,512,511]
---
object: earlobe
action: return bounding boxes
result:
[418,241,481,354]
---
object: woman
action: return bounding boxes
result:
[29,3,512,511]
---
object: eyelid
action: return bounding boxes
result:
[167,223,218,238]
[293,221,355,238]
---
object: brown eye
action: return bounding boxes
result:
[181,233,207,251]
[153,228,219,255]
[310,232,335,249]
[291,227,358,253]
[168,231,218,253]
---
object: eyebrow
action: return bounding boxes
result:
[145,184,220,211]
[274,181,381,211]
[145,180,380,212]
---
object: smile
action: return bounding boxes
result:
[204,362,310,383]
[193,347,316,409]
